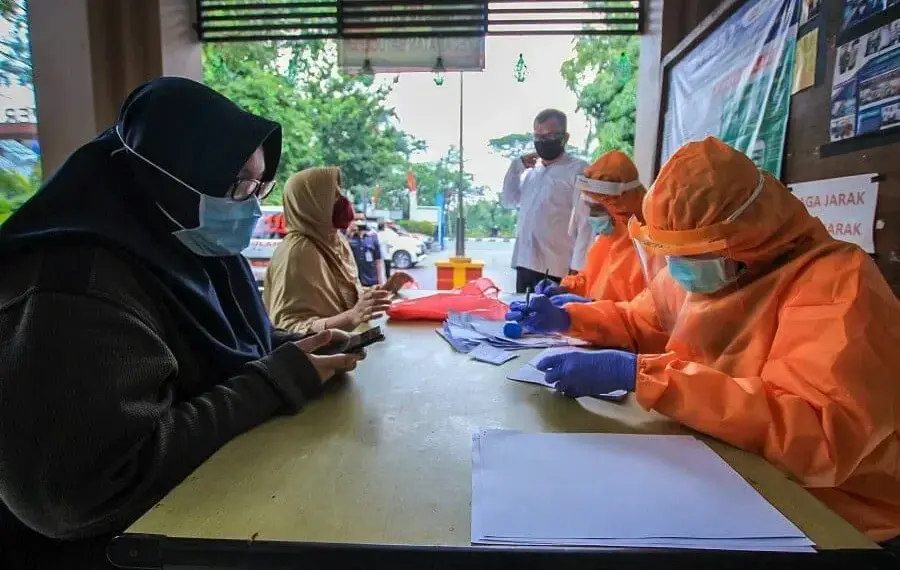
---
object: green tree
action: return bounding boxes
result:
[463,199,517,237]
[380,146,475,210]
[488,132,533,160]
[561,34,639,157]
[0,0,31,87]
[203,40,423,205]
[0,162,40,224]
[203,42,315,201]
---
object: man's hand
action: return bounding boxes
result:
[520,153,539,169]
[294,330,365,384]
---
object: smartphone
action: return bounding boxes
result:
[316,326,385,355]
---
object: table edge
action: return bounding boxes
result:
[107,533,888,570]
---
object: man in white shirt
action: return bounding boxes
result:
[377,220,395,279]
[502,109,593,293]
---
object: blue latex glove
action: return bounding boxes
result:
[536,350,637,398]
[504,295,571,334]
[550,293,591,307]
[535,279,567,297]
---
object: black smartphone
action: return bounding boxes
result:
[316,326,385,355]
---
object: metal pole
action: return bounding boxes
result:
[455,71,465,257]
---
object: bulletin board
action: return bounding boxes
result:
[824,0,900,154]
[658,0,799,177]
[653,0,900,296]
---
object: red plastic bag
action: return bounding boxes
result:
[386,278,508,321]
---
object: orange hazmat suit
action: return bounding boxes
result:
[561,151,646,302]
[566,137,900,541]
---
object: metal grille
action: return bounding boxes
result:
[195,0,643,42]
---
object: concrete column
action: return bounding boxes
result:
[28,0,201,177]
[633,0,665,185]
[28,0,98,176]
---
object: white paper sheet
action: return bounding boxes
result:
[506,364,553,387]
[508,349,627,401]
[469,343,518,365]
[471,431,814,552]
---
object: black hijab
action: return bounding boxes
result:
[0,77,282,373]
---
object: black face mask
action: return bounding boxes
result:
[534,137,565,161]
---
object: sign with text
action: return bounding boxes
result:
[0,82,36,124]
[788,174,879,253]
[339,36,485,72]
[338,2,485,72]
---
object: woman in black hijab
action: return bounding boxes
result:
[0,78,360,561]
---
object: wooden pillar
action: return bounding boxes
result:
[28,0,201,177]
[633,0,665,185]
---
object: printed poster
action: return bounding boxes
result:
[789,174,879,252]
[842,0,900,32]
[792,27,819,93]
[662,0,798,177]
[829,17,900,141]
[800,0,822,25]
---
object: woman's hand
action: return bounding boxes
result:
[382,271,414,294]
[351,288,393,327]
[294,330,365,384]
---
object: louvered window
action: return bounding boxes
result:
[195,0,643,42]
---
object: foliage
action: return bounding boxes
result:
[0,162,40,224]
[203,40,422,205]
[396,219,435,235]
[0,0,30,87]
[463,199,517,237]
[561,33,639,158]
[201,38,513,238]
[380,146,476,210]
[488,132,533,160]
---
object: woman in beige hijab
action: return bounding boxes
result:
[263,167,408,334]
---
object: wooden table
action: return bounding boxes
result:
[111,314,881,568]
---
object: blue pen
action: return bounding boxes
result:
[504,286,532,339]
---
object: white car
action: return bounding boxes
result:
[364,220,427,270]
[242,207,426,284]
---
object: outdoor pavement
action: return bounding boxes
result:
[406,239,517,292]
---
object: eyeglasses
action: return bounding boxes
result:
[228,178,276,202]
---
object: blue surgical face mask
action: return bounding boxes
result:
[172,195,261,257]
[115,127,262,257]
[665,255,743,294]
[589,212,615,236]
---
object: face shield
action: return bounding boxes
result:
[627,171,765,343]
[568,175,642,237]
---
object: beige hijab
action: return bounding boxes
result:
[263,167,363,333]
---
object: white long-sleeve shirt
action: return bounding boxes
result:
[502,153,592,276]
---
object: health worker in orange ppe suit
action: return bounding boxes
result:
[535,151,646,306]
[506,137,900,543]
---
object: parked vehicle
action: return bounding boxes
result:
[243,206,285,284]
[365,220,427,270]
[242,207,427,284]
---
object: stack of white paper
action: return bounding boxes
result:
[471,431,814,552]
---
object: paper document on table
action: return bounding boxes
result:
[469,343,518,365]
[506,363,552,386]
[507,348,626,401]
[471,431,814,551]
[445,312,588,350]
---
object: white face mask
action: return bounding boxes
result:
[115,128,262,256]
